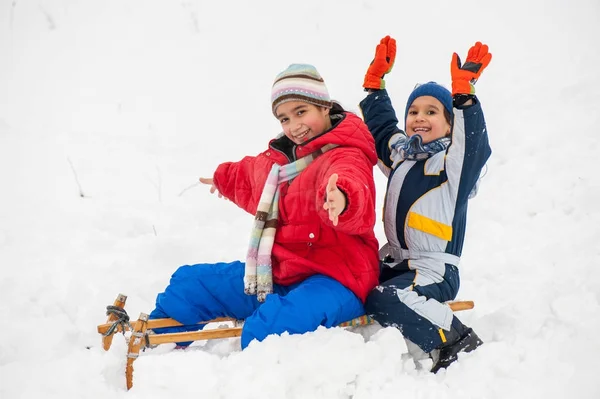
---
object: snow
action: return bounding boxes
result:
[1,0,599,398]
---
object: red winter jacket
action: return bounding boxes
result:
[213,112,379,302]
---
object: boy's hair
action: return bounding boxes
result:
[443,109,453,126]
[271,64,333,116]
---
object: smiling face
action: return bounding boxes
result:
[275,101,332,144]
[405,96,452,144]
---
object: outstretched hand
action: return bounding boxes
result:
[322,173,346,226]
[363,35,397,91]
[451,41,492,96]
[199,177,228,200]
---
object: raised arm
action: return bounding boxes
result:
[446,41,493,204]
[359,36,404,175]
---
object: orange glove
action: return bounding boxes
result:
[451,41,492,96]
[363,36,397,91]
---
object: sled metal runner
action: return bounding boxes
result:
[98,293,475,390]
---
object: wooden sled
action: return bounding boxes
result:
[97,293,475,390]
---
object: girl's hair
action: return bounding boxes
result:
[330,101,346,115]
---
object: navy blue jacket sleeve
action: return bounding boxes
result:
[447,98,492,206]
[359,89,404,172]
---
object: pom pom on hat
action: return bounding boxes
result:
[404,82,453,122]
[271,64,333,116]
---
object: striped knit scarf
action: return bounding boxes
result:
[245,143,338,302]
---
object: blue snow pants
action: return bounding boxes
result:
[149,260,364,349]
[364,262,461,353]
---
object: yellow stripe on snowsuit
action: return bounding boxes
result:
[408,212,453,241]
[439,328,447,343]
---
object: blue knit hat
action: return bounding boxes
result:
[271,64,333,116]
[404,82,453,122]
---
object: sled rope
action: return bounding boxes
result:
[104,305,132,337]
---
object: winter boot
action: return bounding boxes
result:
[430,318,483,373]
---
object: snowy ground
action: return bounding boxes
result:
[1,1,599,398]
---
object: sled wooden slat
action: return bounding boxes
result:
[126,313,149,391]
[448,300,474,312]
[97,316,236,336]
[99,300,473,336]
[147,326,243,345]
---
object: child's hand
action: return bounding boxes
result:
[199,177,228,200]
[363,35,397,91]
[451,42,492,96]
[323,173,347,226]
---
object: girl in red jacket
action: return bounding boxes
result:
[149,64,380,349]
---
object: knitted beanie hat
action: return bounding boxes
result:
[404,82,453,122]
[271,64,333,116]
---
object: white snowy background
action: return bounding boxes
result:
[1,0,599,398]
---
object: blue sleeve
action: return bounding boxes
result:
[446,98,492,205]
[359,89,404,172]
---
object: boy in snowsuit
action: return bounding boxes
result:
[150,64,380,349]
[360,37,492,372]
